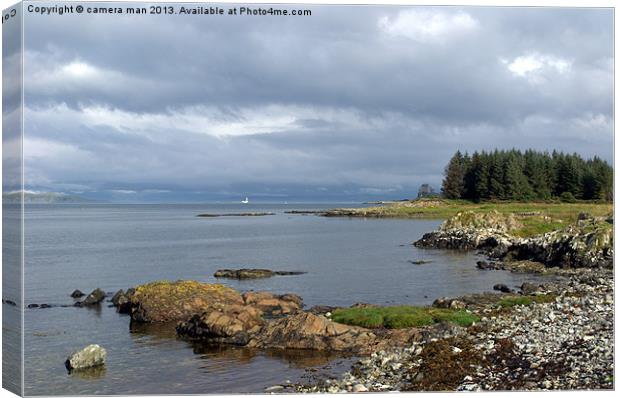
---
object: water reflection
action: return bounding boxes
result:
[129,319,349,370]
[69,366,107,380]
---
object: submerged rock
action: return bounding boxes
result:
[409,260,433,265]
[214,268,306,279]
[65,344,106,371]
[70,289,85,298]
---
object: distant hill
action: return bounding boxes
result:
[2,191,97,204]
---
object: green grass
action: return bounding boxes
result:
[331,306,479,329]
[330,199,612,238]
[497,294,556,308]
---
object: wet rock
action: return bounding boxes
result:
[65,344,106,371]
[70,289,85,298]
[116,294,132,314]
[111,289,133,314]
[2,299,17,306]
[76,288,105,307]
[27,304,39,309]
[476,260,503,270]
[265,385,285,393]
[110,290,125,305]
[493,284,512,293]
[214,268,306,279]
[409,260,433,265]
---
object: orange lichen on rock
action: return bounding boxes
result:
[130,280,244,322]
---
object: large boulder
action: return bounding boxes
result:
[65,344,106,371]
[129,281,244,322]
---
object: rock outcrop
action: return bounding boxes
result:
[128,281,244,322]
[126,280,303,323]
[177,304,265,345]
[179,309,422,355]
[502,219,613,268]
[65,344,106,371]
[242,291,302,316]
[414,211,517,251]
[248,312,383,353]
[414,211,613,269]
[214,269,306,279]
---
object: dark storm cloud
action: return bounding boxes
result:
[20,2,613,201]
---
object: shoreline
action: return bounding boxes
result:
[288,201,614,392]
[294,266,613,392]
[20,200,614,393]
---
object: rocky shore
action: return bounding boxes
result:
[288,209,614,392]
[414,210,613,269]
[54,205,613,392]
[294,268,614,392]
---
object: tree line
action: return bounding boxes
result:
[441,149,613,202]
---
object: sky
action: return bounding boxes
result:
[14,3,614,202]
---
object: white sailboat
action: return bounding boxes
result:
[241,197,249,204]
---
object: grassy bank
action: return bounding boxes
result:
[326,199,612,238]
[331,305,479,329]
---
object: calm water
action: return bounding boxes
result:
[19,204,551,395]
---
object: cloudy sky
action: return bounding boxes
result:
[19,3,613,202]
